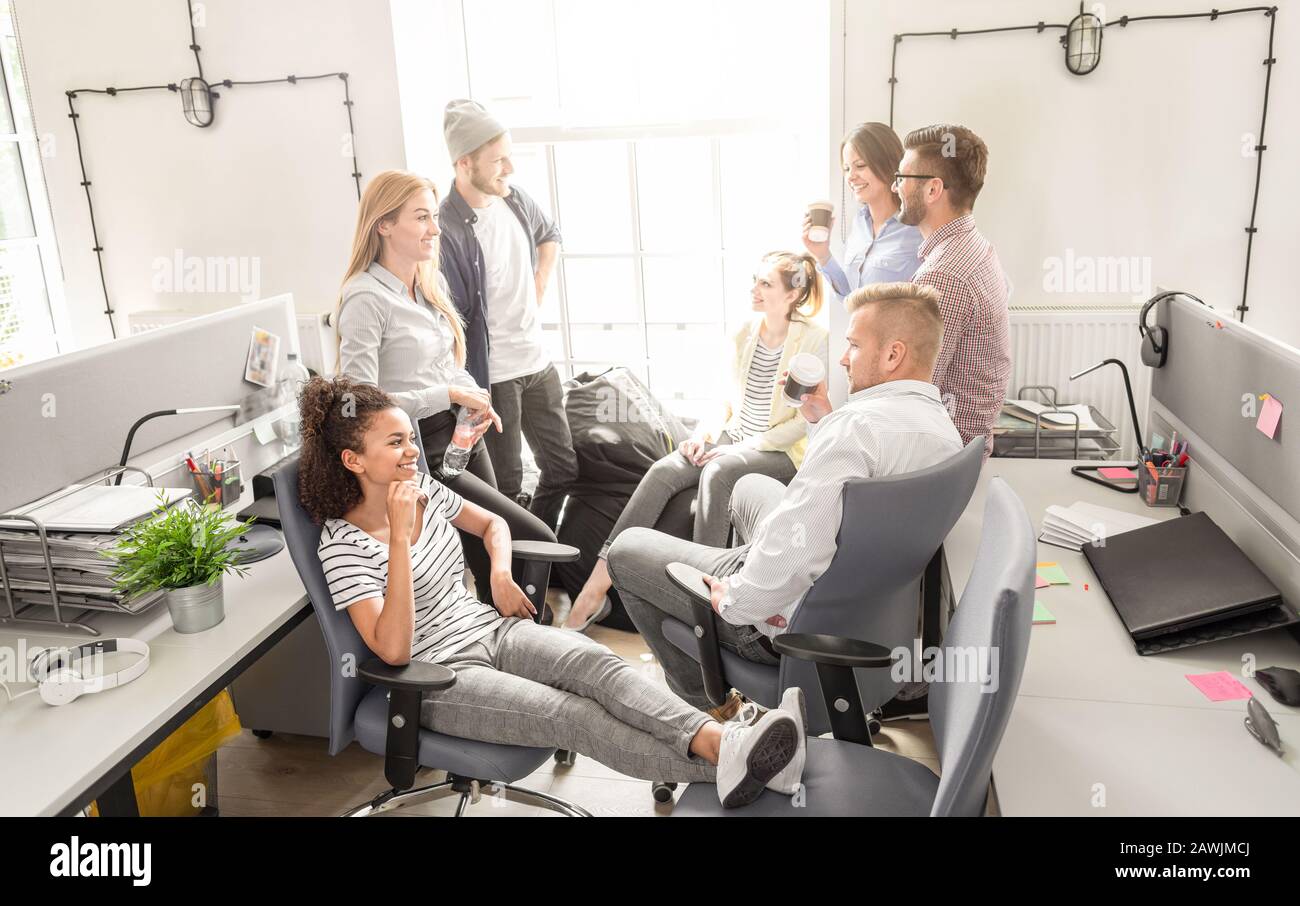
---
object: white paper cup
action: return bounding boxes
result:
[782,352,826,408]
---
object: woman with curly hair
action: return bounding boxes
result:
[563,251,828,639]
[299,375,805,808]
[333,169,555,609]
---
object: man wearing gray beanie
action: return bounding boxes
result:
[438,99,577,535]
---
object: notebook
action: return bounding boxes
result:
[1082,511,1291,653]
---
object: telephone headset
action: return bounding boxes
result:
[26,638,150,706]
[1138,290,1206,368]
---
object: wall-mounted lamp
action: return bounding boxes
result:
[1064,3,1104,75]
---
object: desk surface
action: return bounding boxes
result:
[945,459,1300,816]
[0,544,308,816]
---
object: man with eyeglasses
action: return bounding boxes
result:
[893,124,1011,462]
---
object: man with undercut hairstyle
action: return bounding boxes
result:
[608,282,963,715]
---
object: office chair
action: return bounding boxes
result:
[671,477,1036,816]
[273,455,592,817]
[661,437,985,737]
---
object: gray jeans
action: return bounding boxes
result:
[485,363,578,531]
[607,473,788,710]
[600,431,797,557]
[419,618,716,783]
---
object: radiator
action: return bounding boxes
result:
[1008,305,1149,459]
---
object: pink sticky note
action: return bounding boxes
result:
[1035,575,1050,589]
[1257,395,1283,439]
[1185,671,1253,702]
[1099,466,1136,480]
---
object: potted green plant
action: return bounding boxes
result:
[106,494,253,633]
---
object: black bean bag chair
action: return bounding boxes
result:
[554,368,696,631]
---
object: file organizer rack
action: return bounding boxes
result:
[0,466,160,636]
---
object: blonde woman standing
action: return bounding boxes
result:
[334,170,557,609]
[563,251,829,635]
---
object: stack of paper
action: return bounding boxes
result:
[1040,501,1158,551]
[0,484,191,532]
[1003,400,1100,432]
[0,528,167,614]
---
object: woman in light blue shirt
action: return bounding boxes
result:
[803,122,921,297]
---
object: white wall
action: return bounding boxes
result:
[835,0,1300,347]
[16,0,408,351]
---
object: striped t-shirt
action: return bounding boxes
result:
[735,339,784,440]
[317,471,503,664]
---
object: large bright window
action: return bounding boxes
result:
[393,0,831,417]
[0,4,64,371]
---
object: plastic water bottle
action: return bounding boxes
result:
[439,406,480,477]
[278,353,311,448]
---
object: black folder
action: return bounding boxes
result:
[1083,511,1295,654]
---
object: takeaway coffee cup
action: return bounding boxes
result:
[782,353,826,408]
[806,202,834,242]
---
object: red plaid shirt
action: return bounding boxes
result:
[913,215,1011,457]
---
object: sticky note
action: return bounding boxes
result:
[253,418,278,445]
[1036,562,1070,585]
[1185,671,1252,702]
[1032,601,1055,624]
[1099,466,1136,481]
[1035,574,1050,589]
[1257,395,1282,439]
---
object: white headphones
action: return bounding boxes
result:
[28,638,151,706]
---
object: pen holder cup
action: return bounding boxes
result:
[189,463,241,509]
[1138,465,1185,508]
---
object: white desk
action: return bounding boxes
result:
[944,459,1300,816]
[0,545,309,816]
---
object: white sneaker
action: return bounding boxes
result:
[716,709,798,808]
[766,686,806,795]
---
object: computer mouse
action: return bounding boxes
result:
[1256,666,1300,707]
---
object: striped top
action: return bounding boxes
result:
[716,379,963,637]
[735,339,784,440]
[317,471,503,664]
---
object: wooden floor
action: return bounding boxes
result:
[215,592,942,817]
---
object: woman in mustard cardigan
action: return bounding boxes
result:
[563,251,829,631]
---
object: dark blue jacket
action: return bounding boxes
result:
[437,182,561,388]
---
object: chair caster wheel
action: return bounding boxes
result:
[651,781,678,803]
[867,717,882,736]
[251,729,273,739]
[554,749,577,766]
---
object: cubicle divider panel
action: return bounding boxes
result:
[0,296,297,513]
[1151,295,1300,526]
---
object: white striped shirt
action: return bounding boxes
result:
[735,339,783,441]
[337,262,481,420]
[718,379,963,636]
[318,471,503,663]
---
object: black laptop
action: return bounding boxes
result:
[1082,511,1298,654]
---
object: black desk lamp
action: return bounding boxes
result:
[114,405,241,484]
[1068,358,1148,493]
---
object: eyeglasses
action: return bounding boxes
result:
[892,173,941,188]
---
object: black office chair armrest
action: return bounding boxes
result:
[358,658,457,792]
[359,658,458,692]
[666,562,731,708]
[771,633,895,669]
[511,540,581,563]
[771,633,897,748]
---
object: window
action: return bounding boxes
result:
[0,5,64,371]
[394,0,830,418]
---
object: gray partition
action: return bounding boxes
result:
[1151,295,1300,525]
[0,296,297,513]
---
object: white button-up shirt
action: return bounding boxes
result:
[718,379,964,636]
[337,262,481,419]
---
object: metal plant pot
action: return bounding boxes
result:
[166,579,226,634]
